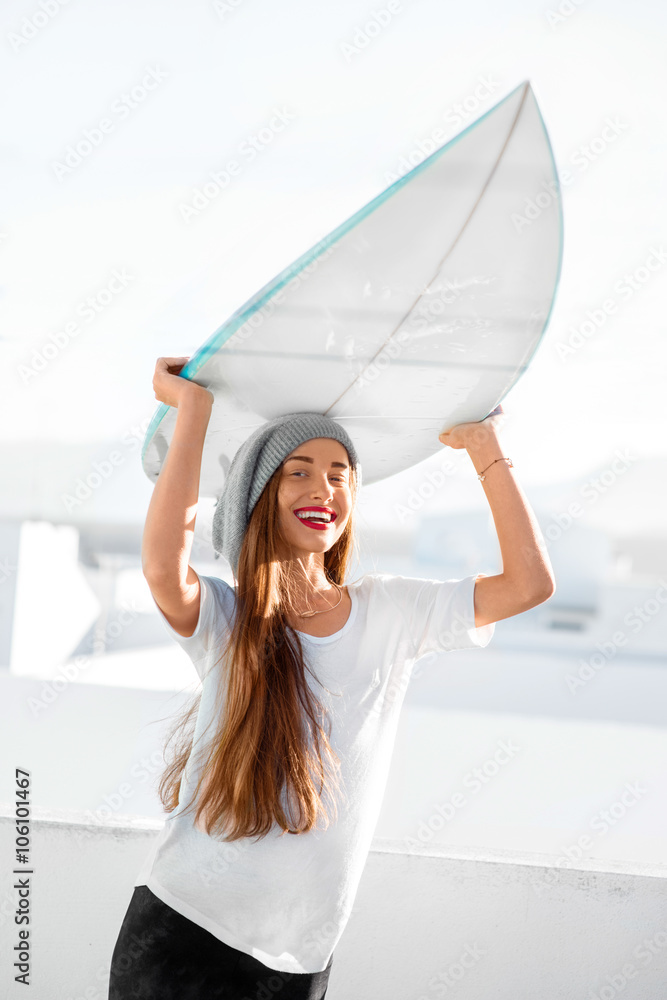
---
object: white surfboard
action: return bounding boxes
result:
[141,79,563,494]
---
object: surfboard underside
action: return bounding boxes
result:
[142,80,562,493]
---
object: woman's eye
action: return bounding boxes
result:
[288,470,347,483]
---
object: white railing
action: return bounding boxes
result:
[1,811,666,1000]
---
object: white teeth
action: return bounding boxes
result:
[296,510,332,522]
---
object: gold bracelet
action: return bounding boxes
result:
[477,457,513,482]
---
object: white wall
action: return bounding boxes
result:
[3,666,667,865]
[1,812,666,1000]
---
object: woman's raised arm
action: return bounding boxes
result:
[141,357,213,637]
[439,404,556,628]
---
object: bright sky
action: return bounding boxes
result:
[2,0,666,507]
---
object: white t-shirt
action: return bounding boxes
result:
[135,571,495,974]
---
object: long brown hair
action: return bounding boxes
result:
[157,454,359,842]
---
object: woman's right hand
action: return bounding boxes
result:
[152,356,213,409]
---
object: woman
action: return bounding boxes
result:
[108,356,555,999]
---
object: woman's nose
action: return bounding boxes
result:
[310,474,333,500]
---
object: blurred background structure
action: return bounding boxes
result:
[1,0,666,996]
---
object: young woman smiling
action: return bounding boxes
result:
[108,356,555,1000]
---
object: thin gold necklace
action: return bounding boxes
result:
[297,581,343,618]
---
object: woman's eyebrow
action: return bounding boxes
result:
[283,455,348,469]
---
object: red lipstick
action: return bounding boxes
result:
[293,506,337,531]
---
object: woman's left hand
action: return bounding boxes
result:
[438,403,506,450]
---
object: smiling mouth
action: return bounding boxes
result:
[293,506,337,531]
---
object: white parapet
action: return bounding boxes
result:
[0,811,665,1000]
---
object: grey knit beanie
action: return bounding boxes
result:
[212,411,361,575]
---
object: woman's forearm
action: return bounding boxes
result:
[141,390,213,583]
[465,429,555,603]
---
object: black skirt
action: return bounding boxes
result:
[108,885,334,1000]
